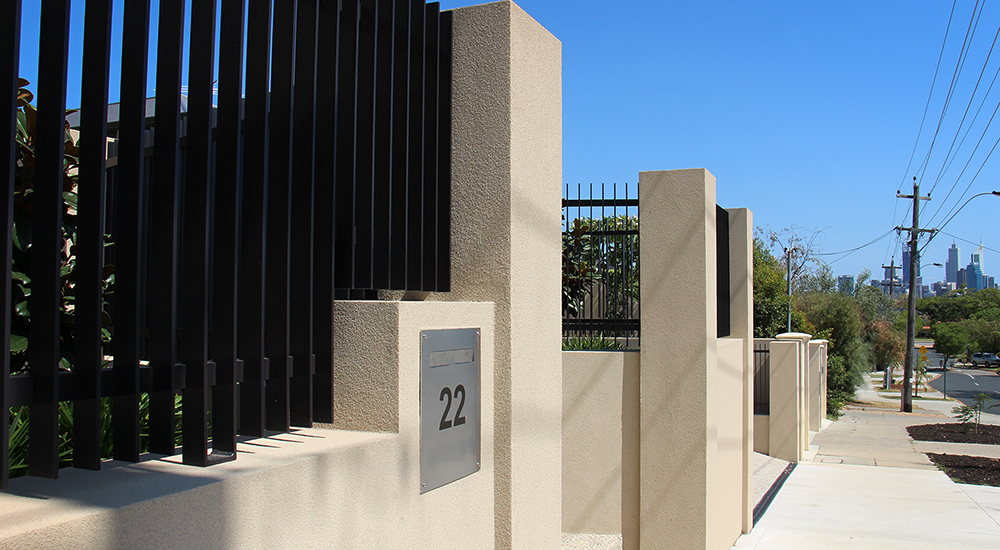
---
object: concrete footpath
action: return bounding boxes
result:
[733,378,1000,550]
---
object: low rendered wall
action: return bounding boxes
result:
[709,337,745,550]
[561,350,640,543]
[0,301,495,550]
[753,415,769,455]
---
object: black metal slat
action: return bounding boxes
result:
[29,0,72,480]
[370,0,393,289]
[353,0,376,290]
[112,0,151,463]
[333,0,358,290]
[289,0,317,428]
[74,0,114,471]
[265,0,297,432]
[148,0,186,456]
[717,205,730,338]
[181,0,217,467]
[421,3,438,290]
[212,0,245,457]
[237,0,271,437]
[0,0,21,490]
[311,0,339,424]
[405,0,424,290]
[562,198,640,208]
[388,0,410,290]
[435,9,451,292]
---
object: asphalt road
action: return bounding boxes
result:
[929,364,1000,414]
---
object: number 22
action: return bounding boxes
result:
[439,385,467,430]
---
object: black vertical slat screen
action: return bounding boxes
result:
[237,0,271,438]
[421,3,439,290]
[406,0,425,290]
[75,0,114,471]
[180,0,217,467]
[389,0,410,290]
[371,0,394,290]
[354,0,377,290]
[436,10,452,292]
[264,0,296,433]
[717,205,731,338]
[0,0,20,490]
[311,0,338,424]
[4,0,451,487]
[289,0,317,428]
[30,0,73,480]
[112,0,151,463]
[148,0,185,456]
[212,0,245,457]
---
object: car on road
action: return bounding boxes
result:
[970,352,1000,368]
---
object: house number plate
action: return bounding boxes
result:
[420,328,481,494]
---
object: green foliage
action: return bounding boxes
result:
[562,218,600,318]
[562,336,625,351]
[798,291,871,408]
[8,394,183,479]
[952,393,998,434]
[931,322,969,366]
[10,79,114,375]
[869,320,904,371]
[753,236,809,338]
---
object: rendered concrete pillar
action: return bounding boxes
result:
[768,339,802,463]
[639,169,741,550]
[777,332,811,452]
[433,3,562,549]
[808,340,825,431]
[725,208,754,534]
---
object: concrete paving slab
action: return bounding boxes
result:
[734,462,1000,550]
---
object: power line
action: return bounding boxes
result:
[937,230,1000,255]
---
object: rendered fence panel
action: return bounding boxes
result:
[74,0,114,471]
[211,0,245,455]
[30,0,73,480]
[265,0,296,432]
[237,0,271,438]
[289,0,318,428]
[112,0,151,463]
[0,0,20,490]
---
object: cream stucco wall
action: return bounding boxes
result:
[561,350,640,543]
[768,339,803,463]
[434,2,563,549]
[0,301,495,550]
[725,207,754,534]
[638,169,743,550]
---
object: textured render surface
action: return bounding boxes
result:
[807,342,824,431]
[711,338,746,550]
[768,340,801,463]
[562,351,625,535]
[638,169,718,550]
[753,415,770,455]
[726,207,754,533]
[437,2,562,549]
[333,300,399,432]
[776,333,812,453]
[1,301,495,550]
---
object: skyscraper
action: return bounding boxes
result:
[947,242,960,283]
[902,246,920,285]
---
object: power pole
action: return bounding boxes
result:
[880,260,900,390]
[896,177,932,413]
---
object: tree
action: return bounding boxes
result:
[753,235,810,338]
[869,320,904,389]
[797,291,871,411]
[931,322,968,372]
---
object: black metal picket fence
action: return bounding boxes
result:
[753,341,770,415]
[3,0,452,489]
[561,184,733,350]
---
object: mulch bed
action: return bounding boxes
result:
[926,453,1000,486]
[907,423,1000,445]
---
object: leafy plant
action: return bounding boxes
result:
[953,393,998,434]
[562,217,600,318]
[562,336,625,351]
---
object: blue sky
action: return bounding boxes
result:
[18,0,1000,286]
